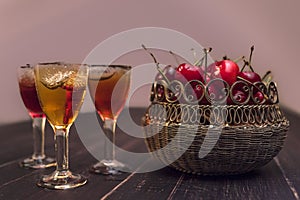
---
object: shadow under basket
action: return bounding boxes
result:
[142,103,289,175]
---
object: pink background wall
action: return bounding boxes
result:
[1,0,299,124]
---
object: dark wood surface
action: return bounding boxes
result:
[0,107,299,200]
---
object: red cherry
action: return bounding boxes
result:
[238,65,265,104]
[174,63,207,104]
[153,84,179,103]
[237,71,261,83]
[155,65,176,82]
[233,46,268,105]
[175,63,205,83]
[228,90,247,105]
[193,84,204,99]
[207,60,240,86]
[202,76,231,105]
[154,65,177,102]
[155,84,165,101]
[252,91,265,104]
[183,80,206,104]
[237,70,261,93]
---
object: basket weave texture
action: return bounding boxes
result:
[143,103,289,175]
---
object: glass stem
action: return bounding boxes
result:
[103,119,116,161]
[32,117,46,160]
[54,128,70,174]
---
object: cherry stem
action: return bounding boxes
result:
[194,56,205,66]
[241,46,255,72]
[192,48,204,66]
[249,45,254,66]
[223,55,228,60]
[241,60,254,72]
[142,44,170,84]
[194,56,204,66]
[204,47,212,84]
[169,50,180,66]
[193,47,212,67]
[233,56,245,63]
[240,60,247,71]
[262,70,272,82]
[191,48,197,61]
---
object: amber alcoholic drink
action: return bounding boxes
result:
[88,66,131,120]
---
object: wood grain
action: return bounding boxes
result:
[0,108,299,200]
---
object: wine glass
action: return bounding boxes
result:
[88,65,131,175]
[17,64,56,169]
[34,62,88,189]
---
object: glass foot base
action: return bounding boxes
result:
[90,160,130,175]
[19,156,56,169]
[37,170,87,190]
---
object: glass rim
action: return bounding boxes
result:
[20,64,32,69]
[37,61,64,65]
[36,62,89,67]
[89,64,132,70]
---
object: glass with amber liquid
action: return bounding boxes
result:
[34,62,88,189]
[88,65,131,175]
[17,65,56,169]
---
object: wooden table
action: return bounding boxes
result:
[0,107,299,200]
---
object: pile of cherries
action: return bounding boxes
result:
[145,45,270,105]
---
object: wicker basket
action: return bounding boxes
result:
[142,80,289,175]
